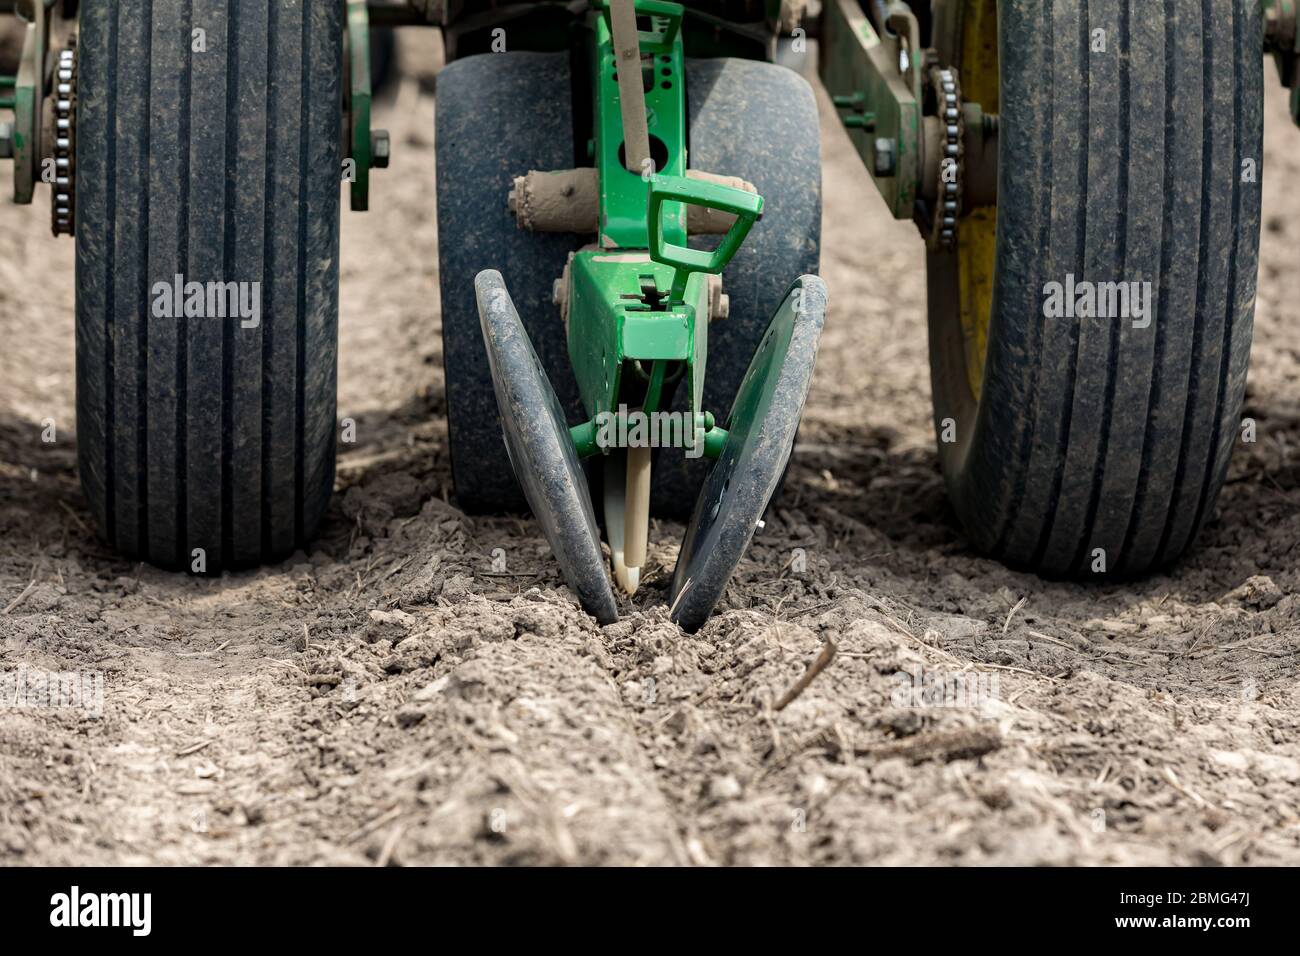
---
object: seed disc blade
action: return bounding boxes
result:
[669,275,827,632]
[475,270,618,625]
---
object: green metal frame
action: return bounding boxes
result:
[564,0,763,462]
[818,0,922,220]
[590,0,687,248]
[347,0,373,211]
[10,0,49,205]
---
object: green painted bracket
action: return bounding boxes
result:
[11,1,47,206]
[567,250,707,422]
[559,2,761,463]
[347,0,372,211]
[647,173,763,302]
[591,0,687,248]
[11,85,36,202]
[818,0,921,219]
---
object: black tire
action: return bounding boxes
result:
[928,0,1262,576]
[435,52,585,515]
[652,57,822,519]
[76,0,343,571]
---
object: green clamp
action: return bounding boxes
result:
[647,173,764,302]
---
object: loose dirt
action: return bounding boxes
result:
[2,35,1298,865]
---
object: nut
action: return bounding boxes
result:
[370,129,390,169]
[873,137,897,177]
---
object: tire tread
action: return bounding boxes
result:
[75,0,342,571]
[932,0,1261,577]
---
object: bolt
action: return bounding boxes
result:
[842,112,877,131]
[0,121,12,160]
[873,137,897,178]
[370,129,390,168]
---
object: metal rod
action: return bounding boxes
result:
[609,0,651,174]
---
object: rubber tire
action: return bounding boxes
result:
[76,0,343,571]
[436,52,585,515]
[927,0,1262,577]
[652,57,823,519]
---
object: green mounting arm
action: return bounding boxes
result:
[648,173,764,302]
[346,0,392,211]
[818,0,922,219]
[590,0,687,248]
[347,1,372,211]
[10,0,49,206]
[563,4,760,464]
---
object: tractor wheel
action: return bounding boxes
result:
[75,0,344,571]
[435,52,585,515]
[651,57,822,519]
[927,0,1262,576]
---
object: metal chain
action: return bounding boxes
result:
[52,40,76,237]
[929,66,963,251]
